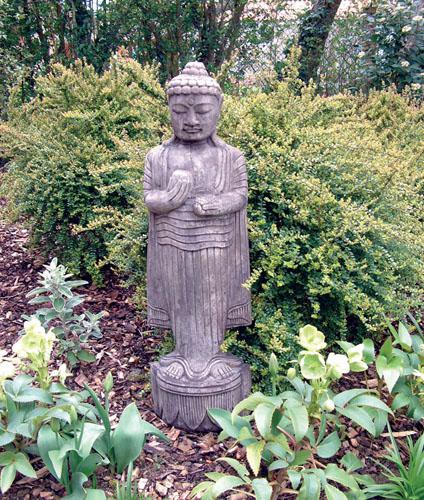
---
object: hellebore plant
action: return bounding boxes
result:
[375,316,424,420]
[193,325,390,499]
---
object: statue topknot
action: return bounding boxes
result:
[167,61,222,98]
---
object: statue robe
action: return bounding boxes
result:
[144,137,251,363]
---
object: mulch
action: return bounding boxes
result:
[0,197,422,499]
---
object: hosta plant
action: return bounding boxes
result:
[25,258,104,367]
[375,316,424,420]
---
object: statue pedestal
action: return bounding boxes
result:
[151,353,251,432]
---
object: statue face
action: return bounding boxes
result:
[169,93,222,142]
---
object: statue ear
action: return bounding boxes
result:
[217,94,223,110]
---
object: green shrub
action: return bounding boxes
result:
[0,55,169,283]
[2,57,423,386]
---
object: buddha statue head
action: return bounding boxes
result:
[167,62,223,143]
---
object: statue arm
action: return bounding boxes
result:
[194,152,247,216]
[144,155,192,214]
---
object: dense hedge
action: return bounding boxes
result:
[0,57,168,283]
[1,56,423,384]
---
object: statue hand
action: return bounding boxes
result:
[193,194,223,216]
[167,170,192,206]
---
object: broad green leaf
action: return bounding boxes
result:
[0,431,15,446]
[391,392,410,411]
[317,431,341,458]
[0,451,15,466]
[333,389,370,408]
[325,464,359,490]
[37,426,66,481]
[208,408,242,438]
[349,395,392,414]
[252,478,273,500]
[337,407,375,436]
[268,459,289,471]
[205,472,229,481]
[76,350,96,362]
[78,423,104,458]
[265,441,290,459]
[190,481,214,497]
[139,418,168,443]
[362,339,375,363]
[246,440,265,476]
[62,472,88,499]
[112,403,145,473]
[325,483,348,500]
[254,403,275,438]
[376,355,403,393]
[298,473,320,500]
[286,402,308,442]
[218,458,249,480]
[288,469,302,489]
[211,475,246,497]
[290,449,312,466]
[15,453,37,478]
[232,392,280,417]
[397,322,412,349]
[0,463,16,493]
[340,452,363,472]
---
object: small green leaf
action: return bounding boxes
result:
[337,407,375,436]
[317,431,341,458]
[246,440,265,476]
[325,463,359,490]
[211,475,246,496]
[53,297,65,312]
[252,478,273,500]
[286,402,308,442]
[76,350,96,363]
[324,483,348,500]
[397,322,412,349]
[15,453,37,478]
[340,452,363,472]
[254,403,275,438]
[0,463,16,493]
[298,473,320,500]
[218,458,249,480]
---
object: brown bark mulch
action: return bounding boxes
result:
[0,199,422,499]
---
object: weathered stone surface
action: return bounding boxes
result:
[144,62,251,431]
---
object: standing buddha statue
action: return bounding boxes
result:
[145,62,251,431]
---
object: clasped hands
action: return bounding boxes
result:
[162,169,224,216]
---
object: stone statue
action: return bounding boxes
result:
[145,62,251,431]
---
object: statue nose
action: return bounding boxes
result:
[185,108,200,126]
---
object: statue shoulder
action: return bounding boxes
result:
[146,144,166,164]
[224,143,246,163]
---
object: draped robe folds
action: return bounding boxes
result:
[144,137,251,366]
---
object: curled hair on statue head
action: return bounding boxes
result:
[166,61,223,103]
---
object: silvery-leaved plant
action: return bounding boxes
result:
[25,258,104,367]
[193,325,391,500]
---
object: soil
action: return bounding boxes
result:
[0,199,422,499]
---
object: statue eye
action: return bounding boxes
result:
[194,104,214,114]
[172,104,188,114]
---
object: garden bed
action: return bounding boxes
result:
[0,208,422,499]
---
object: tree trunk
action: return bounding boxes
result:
[298,0,342,84]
